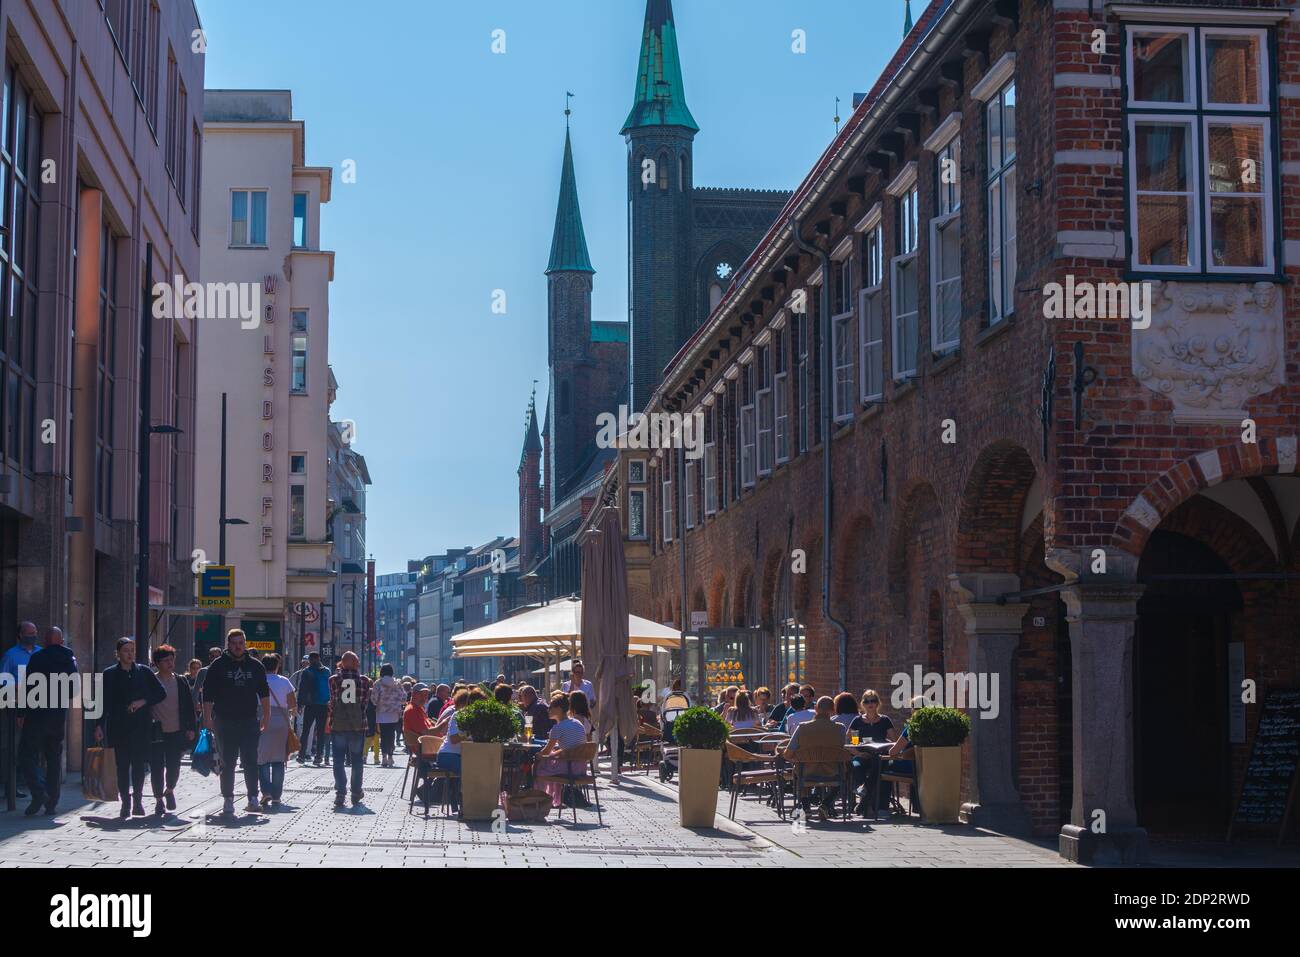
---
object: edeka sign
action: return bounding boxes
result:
[196,565,234,608]
[240,619,281,654]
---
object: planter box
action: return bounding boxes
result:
[916,745,963,824]
[678,747,722,827]
[460,741,504,820]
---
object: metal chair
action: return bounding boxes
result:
[880,753,920,818]
[534,741,602,825]
[725,740,788,819]
[784,746,855,822]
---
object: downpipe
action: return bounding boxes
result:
[790,216,849,693]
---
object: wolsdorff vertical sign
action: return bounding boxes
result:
[1228,689,1300,845]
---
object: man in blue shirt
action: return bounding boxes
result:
[19,627,78,816]
[0,620,39,682]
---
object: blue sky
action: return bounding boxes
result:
[198,0,912,575]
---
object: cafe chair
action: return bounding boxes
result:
[534,741,602,825]
[410,735,460,819]
[879,756,920,819]
[725,740,787,820]
[629,723,663,773]
[783,746,855,823]
[400,730,421,799]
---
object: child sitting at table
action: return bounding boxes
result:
[535,694,588,808]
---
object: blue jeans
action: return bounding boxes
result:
[258,762,285,801]
[331,732,365,796]
[435,751,461,774]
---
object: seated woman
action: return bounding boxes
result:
[847,689,898,813]
[569,690,594,740]
[723,690,762,730]
[433,688,471,775]
[535,694,588,808]
[830,692,860,733]
[752,687,772,723]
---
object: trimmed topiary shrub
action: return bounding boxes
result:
[906,706,972,747]
[457,698,522,743]
[672,706,730,750]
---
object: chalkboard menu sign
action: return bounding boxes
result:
[1228,688,1300,844]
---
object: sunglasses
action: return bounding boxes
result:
[863,699,879,705]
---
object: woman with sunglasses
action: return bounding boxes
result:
[848,690,897,816]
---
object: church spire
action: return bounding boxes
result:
[546,125,594,275]
[904,0,914,36]
[621,0,699,134]
[523,389,541,458]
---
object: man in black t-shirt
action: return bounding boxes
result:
[201,629,270,817]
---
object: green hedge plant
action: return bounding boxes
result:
[457,699,522,744]
[906,707,972,747]
[672,706,730,750]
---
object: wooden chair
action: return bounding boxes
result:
[534,741,602,825]
[400,729,421,798]
[725,740,787,819]
[409,735,460,818]
[782,746,855,822]
[629,723,662,772]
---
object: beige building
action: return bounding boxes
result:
[194,90,334,658]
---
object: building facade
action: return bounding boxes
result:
[195,89,334,660]
[0,1,204,775]
[584,0,1300,862]
[323,415,370,664]
[374,570,415,671]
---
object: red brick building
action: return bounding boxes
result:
[581,0,1300,862]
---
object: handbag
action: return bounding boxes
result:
[286,721,301,757]
[82,747,118,802]
[505,788,552,821]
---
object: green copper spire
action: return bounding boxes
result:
[904,0,914,35]
[546,128,594,275]
[621,0,699,134]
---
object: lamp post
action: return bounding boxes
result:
[217,391,248,566]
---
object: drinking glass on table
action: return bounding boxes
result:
[850,732,860,746]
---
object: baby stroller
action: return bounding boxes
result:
[657,692,692,782]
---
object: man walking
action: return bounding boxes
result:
[201,629,271,817]
[289,656,309,735]
[561,660,595,708]
[0,621,39,682]
[327,651,370,808]
[296,652,331,766]
[18,627,77,816]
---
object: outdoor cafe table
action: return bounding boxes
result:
[501,740,546,793]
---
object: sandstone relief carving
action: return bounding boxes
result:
[1132,281,1284,424]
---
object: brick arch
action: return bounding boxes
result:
[732,566,754,627]
[1152,495,1277,576]
[707,571,728,628]
[691,584,707,624]
[956,440,1040,574]
[886,481,945,622]
[832,512,873,624]
[759,548,785,629]
[1114,437,1298,557]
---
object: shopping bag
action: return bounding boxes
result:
[81,747,118,802]
[191,728,215,777]
[286,725,301,757]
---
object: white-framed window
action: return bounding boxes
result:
[1125,24,1275,275]
[740,362,756,488]
[703,408,718,515]
[231,189,268,247]
[794,313,809,454]
[892,184,920,380]
[860,221,885,401]
[757,345,774,475]
[293,191,309,248]
[628,458,647,484]
[684,457,697,530]
[931,134,962,353]
[291,310,308,393]
[986,79,1017,323]
[628,488,647,540]
[661,459,674,544]
[830,257,854,422]
[774,327,790,463]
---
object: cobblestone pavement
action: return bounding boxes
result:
[0,750,1083,868]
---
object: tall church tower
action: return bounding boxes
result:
[545,125,596,510]
[624,0,698,409]
[517,395,543,571]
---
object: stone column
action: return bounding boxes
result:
[949,573,1031,834]
[1058,578,1148,864]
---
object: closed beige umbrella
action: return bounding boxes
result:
[581,506,637,781]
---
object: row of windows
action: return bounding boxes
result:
[646,21,1280,549]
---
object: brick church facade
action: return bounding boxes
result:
[518,0,790,598]
[578,0,1300,862]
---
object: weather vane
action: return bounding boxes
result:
[565,91,574,128]
[834,96,841,134]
